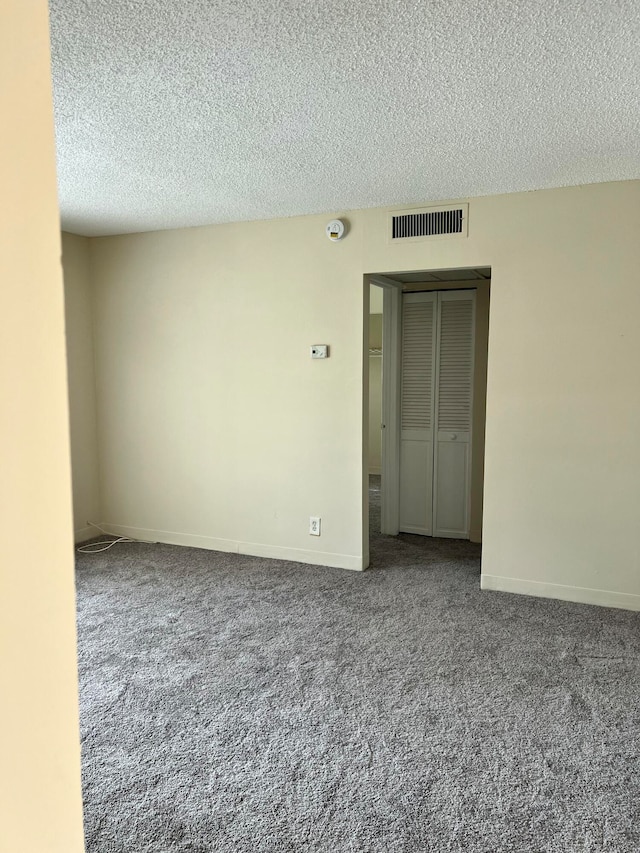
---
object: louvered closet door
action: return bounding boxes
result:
[433,290,475,538]
[399,292,437,534]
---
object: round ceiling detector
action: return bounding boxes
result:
[326,219,345,241]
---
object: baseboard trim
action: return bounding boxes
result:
[74,526,95,544]
[481,574,640,612]
[98,522,365,571]
[368,467,381,475]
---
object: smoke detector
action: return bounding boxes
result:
[326,219,345,241]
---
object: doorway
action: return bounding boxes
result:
[365,267,491,558]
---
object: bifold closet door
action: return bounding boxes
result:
[399,289,475,538]
[433,290,475,538]
[399,292,437,534]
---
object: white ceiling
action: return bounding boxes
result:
[49,0,640,237]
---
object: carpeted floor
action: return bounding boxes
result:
[76,476,640,852]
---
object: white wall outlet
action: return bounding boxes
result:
[310,345,329,359]
[309,516,321,536]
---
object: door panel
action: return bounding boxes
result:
[433,291,475,538]
[399,438,433,533]
[398,289,475,539]
[433,430,470,535]
[399,293,436,534]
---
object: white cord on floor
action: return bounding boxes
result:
[76,521,146,554]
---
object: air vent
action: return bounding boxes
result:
[389,204,468,243]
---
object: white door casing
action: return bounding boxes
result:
[368,276,402,536]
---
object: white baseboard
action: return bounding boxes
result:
[98,522,365,572]
[368,467,381,475]
[481,573,640,612]
[74,526,95,544]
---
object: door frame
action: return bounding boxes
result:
[365,271,490,551]
[368,275,402,535]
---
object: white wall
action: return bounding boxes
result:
[89,179,640,609]
[62,231,101,541]
[0,2,85,850]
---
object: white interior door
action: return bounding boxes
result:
[399,292,437,534]
[433,290,475,538]
[398,289,475,539]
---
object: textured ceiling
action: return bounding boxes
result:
[49,1,640,237]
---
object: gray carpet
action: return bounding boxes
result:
[77,476,640,852]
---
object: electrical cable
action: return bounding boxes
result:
[76,521,149,554]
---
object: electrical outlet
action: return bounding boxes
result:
[309,516,321,536]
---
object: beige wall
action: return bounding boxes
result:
[88,179,640,608]
[0,2,85,851]
[363,181,640,608]
[62,232,101,541]
[369,284,384,314]
[369,312,383,349]
[91,217,366,569]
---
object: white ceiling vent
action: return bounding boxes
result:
[389,204,468,243]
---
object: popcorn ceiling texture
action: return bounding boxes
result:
[49,0,640,236]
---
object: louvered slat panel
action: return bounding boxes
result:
[392,208,464,239]
[401,301,434,430]
[437,299,474,431]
